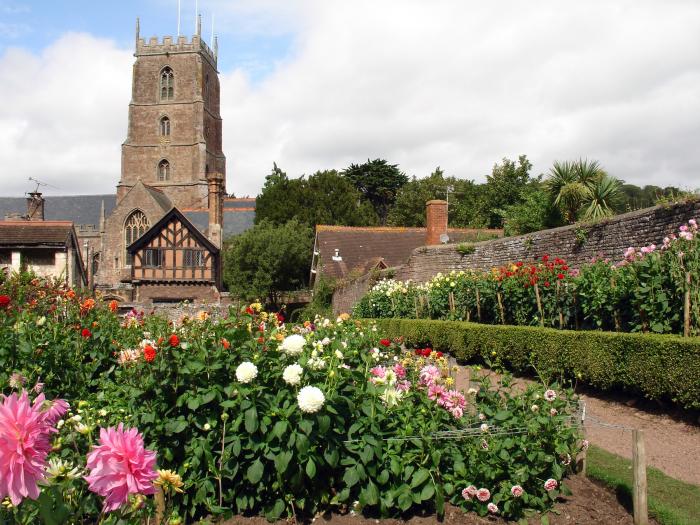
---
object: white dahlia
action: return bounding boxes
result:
[297,386,325,413]
[280,334,306,356]
[235,361,258,384]
[283,363,304,386]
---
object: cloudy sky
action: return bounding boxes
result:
[1,0,699,198]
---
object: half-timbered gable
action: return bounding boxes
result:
[127,207,221,303]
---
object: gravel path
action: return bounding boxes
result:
[451,365,700,486]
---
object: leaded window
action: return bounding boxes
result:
[160,67,174,100]
[143,248,163,268]
[158,159,170,181]
[124,210,149,265]
[183,249,205,267]
[159,116,170,136]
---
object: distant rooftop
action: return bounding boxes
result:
[0,195,117,227]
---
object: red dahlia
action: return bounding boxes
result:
[81,328,92,338]
[143,345,156,362]
[379,339,391,347]
[169,334,180,347]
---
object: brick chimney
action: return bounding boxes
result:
[26,192,45,221]
[426,199,448,245]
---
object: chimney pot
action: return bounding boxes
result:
[425,200,448,245]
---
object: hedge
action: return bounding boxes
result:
[368,318,700,410]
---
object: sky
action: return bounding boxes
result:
[0,0,699,198]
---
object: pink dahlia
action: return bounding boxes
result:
[419,365,441,386]
[511,484,524,497]
[461,485,477,500]
[476,488,491,502]
[393,363,406,378]
[84,424,158,512]
[487,502,499,514]
[0,391,58,505]
[544,478,558,491]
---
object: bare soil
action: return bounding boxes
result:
[220,475,654,524]
[452,365,700,486]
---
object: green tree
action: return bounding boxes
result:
[480,155,534,228]
[545,159,622,223]
[342,159,409,224]
[255,165,377,228]
[387,167,482,227]
[223,219,313,305]
[500,181,560,236]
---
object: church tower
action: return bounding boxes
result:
[118,18,226,211]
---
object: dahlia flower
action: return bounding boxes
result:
[461,485,477,500]
[282,363,303,386]
[544,478,558,491]
[476,488,491,502]
[280,334,306,355]
[0,391,59,505]
[544,389,557,402]
[154,469,184,495]
[84,424,158,512]
[419,365,441,386]
[511,484,524,497]
[487,502,499,514]
[235,362,258,384]
[297,386,325,413]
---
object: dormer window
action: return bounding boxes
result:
[160,67,174,100]
[159,116,170,136]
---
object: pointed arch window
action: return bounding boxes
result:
[160,67,174,100]
[159,116,170,136]
[158,159,170,181]
[124,210,150,266]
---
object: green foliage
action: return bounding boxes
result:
[370,318,700,410]
[545,159,622,224]
[0,278,584,522]
[456,243,476,256]
[223,219,314,304]
[501,181,558,236]
[355,219,700,336]
[480,155,535,228]
[387,167,483,228]
[255,165,378,229]
[343,159,409,224]
[296,276,336,321]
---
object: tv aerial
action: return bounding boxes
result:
[28,177,59,194]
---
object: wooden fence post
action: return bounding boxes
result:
[475,288,482,322]
[633,429,648,525]
[496,291,505,325]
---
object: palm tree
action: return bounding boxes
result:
[545,159,621,223]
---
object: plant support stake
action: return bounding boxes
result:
[633,429,648,525]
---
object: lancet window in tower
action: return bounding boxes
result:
[124,211,149,265]
[160,67,174,100]
[157,159,170,181]
[159,116,170,136]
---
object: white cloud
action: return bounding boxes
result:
[220,0,700,196]
[1,1,699,199]
[0,33,131,195]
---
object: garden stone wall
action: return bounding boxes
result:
[332,198,700,313]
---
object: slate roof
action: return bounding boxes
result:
[0,221,77,246]
[313,225,503,281]
[0,195,116,227]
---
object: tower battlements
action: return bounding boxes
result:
[134,18,218,69]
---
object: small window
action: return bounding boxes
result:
[158,159,170,181]
[183,249,205,267]
[160,67,174,100]
[143,248,163,268]
[159,116,170,136]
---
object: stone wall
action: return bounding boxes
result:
[332,198,700,312]
[332,271,385,315]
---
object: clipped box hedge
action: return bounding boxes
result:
[369,318,700,410]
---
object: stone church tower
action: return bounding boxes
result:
[93,19,228,300]
[118,18,226,214]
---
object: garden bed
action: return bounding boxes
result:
[220,475,656,524]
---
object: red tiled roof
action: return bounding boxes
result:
[314,225,502,281]
[0,221,76,246]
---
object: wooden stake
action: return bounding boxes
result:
[534,283,544,327]
[633,429,648,525]
[684,271,691,337]
[556,280,564,329]
[496,291,505,325]
[448,291,455,314]
[155,486,166,524]
[414,296,419,319]
[475,288,482,322]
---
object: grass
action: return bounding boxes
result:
[586,445,700,525]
